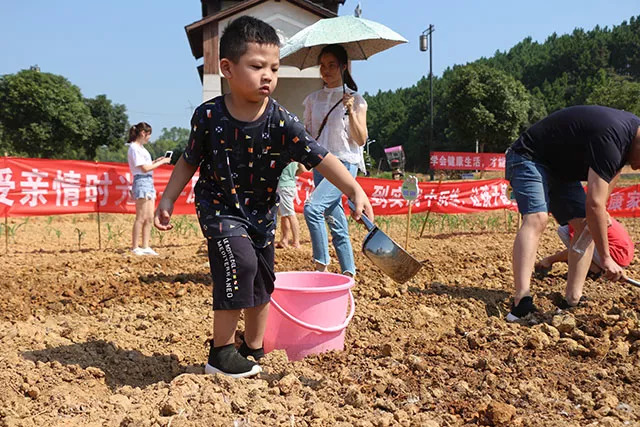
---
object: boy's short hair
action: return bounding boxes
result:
[220,16,281,63]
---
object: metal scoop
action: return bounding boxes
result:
[348,200,422,284]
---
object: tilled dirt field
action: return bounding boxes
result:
[0,212,639,426]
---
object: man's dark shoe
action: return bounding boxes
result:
[204,343,261,378]
[506,296,537,322]
[238,339,265,361]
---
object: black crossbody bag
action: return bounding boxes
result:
[315,100,343,140]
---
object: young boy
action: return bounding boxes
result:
[276,162,306,249]
[154,16,373,378]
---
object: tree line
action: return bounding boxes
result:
[1,15,639,173]
[0,69,189,162]
[365,15,640,171]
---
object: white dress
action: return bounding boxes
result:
[303,85,367,173]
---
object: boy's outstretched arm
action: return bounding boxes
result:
[313,153,374,222]
[154,156,199,231]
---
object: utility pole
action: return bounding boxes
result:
[420,25,435,178]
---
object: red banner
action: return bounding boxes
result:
[430,151,505,171]
[0,157,197,217]
[604,184,640,217]
[1,157,638,217]
[294,173,518,215]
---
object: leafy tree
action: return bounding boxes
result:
[84,95,128,158]
[586,73,640,116]
[610,16,640,80]
[148,127,190,163]
[527,87,548,126]
[444,64,531,153]
[95,126,190,164]
[0,69,95,158]
[0,123,9,155]
[94,143,128,163]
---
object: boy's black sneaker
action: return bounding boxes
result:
[204,343,262,378]
[506,296,536,322]
[238,339,265,361]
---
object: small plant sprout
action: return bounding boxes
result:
[53,228,62,245]
[74,227,86,251]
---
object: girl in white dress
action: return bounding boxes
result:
[303,44,368,276]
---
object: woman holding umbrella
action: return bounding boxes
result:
[303,44,368,277]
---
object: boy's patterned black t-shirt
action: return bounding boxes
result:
[183,96,328,247]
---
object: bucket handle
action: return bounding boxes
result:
[270,290,355,333]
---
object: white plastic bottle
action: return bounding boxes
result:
[571,226,592,255]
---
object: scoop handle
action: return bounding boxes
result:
[347,199,376,231]
[626,277,640,288]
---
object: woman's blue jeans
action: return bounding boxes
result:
[304,161,358,275]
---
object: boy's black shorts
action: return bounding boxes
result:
[208,236,275,310]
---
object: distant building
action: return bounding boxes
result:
[185,0,345,118]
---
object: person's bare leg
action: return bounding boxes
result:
[538,249,569,269]
[141,198,154,249]
[243,302,270,349]
[513,212,548,305]
[289,214,301,248]
[277,216,291,248]
[132,198,146,249]
[565,219,594,305]
[213,309,241,347]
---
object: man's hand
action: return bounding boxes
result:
[154,199,175,231]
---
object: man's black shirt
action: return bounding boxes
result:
[511,105,640,182]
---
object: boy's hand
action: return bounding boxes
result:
[351,189,374,223]
[154,199,175,231]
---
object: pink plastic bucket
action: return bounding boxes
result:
[263,272,355,361]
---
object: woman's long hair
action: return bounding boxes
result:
[128,122,152,142]
[318,44,358,92]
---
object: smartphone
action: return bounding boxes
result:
[164,151,173,158]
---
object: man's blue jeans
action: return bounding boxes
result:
[304,161,358,275]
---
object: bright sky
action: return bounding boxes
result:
[1,0,638,139]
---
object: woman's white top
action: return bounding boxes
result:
[303,85,367,172]
[127,142,152,176]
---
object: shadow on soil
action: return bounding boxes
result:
[411,282,510,317]
[22,340,200,390]
[420,231,516,240]
[138,272,213,285]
